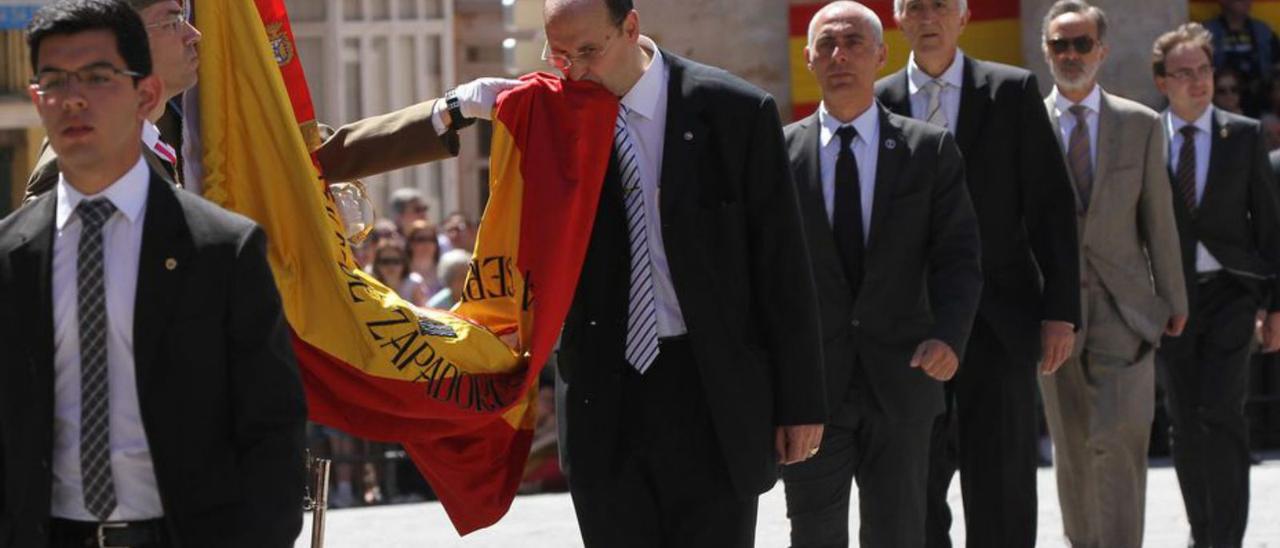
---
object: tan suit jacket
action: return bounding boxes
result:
[24,99,457,202]
[1045,90,1188,359]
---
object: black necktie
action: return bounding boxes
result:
[832,125,864,297]
[76,198,118,521]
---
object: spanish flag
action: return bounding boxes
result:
[191,0,617,534]
[788,0,1021,120]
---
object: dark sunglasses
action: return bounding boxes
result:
[1046,36,1096,55]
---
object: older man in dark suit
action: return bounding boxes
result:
[0,2,306,546]
[874,1,1081,546]
[542,0,828,546]
[781,2,983,547]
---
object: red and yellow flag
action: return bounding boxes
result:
[191,0,616,534]
[788,0,1021,121]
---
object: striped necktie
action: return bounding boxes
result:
[76,198,118,521]
[1067,104,1094,211]
[924,79,949,130]
[615,106,659,374]
[1175,125,1199,214]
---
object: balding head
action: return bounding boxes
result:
[808,1,882,48]
[545,0,631,26]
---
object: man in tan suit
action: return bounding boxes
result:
[24,0,517,202]
[1038,2,1189,547]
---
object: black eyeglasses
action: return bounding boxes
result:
[1046,36,1097,55]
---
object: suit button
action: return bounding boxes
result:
[583,397,591,405]
[851,319,861,327]
[588,320,598,326]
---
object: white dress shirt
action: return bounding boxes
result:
[619,35,685,337]
[1166,106,1224,273]
[817,103,881,242]
[907,48,965,133]
[51,156,164,521]
[1049,84,1102,169]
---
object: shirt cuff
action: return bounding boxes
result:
[430,99,449,135]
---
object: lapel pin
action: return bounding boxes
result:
[885,139,897,149]
[1219,127,1228,139]
[683,131,694,141]
[165,258,178,271]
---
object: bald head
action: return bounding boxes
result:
[808,1,883,48]
[545,0,631,25]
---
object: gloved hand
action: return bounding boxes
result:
[454,77,523,120]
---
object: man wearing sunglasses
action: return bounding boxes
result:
[541,0,826,546]
[24,0,520,204]
[874,1,1080,546]
[1152,22,1280,548]
[1,1,309,546]
[1038,2,1188,548]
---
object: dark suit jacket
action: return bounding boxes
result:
[0,169,307,547]
[556,52,826,497]
[785,106,983,421]
[25,99,457,202]
[876,56,1081,364]
[1164,108,1280,314]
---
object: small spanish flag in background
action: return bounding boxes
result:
[190,0,616,535]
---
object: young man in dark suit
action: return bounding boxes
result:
[1152,22,1280,548]
[781,2,983,546]
[873,1,1082,546]
[0,1,306,546]
[542,0,827,546]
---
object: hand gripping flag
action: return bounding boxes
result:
[191,0,617,534]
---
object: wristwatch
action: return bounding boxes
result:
[444,88,475,131]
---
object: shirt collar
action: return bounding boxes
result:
[140,120,176,164]
[907,49,965,95]
[1167,105,1214,137]
[1051,84,1102,116]
[55,155,150,230]
[818,102,880,148]
[620,35,666,121]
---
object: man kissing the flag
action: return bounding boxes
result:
[537,0,828,546]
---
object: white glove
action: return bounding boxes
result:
[454,77,523,120]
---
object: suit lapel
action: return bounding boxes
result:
[954,57,988,156]
[792,114,837,242]
[1090,92,1120,215]
[132,173,193,397]
[879,69,912,118]
[867,107,906,250]
[1201,108,1230,212]
[11,196,57,428]
[658,52,707,224]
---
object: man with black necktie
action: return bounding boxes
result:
[1151,22,1280,548]
[874,2,1081,546]
[781,2,982,546]
[0,2,307,546]
[542,0,827,546]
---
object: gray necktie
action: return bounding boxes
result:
[76,198,117,521]
[1067,104,1094,211]
[925,79,949,130]
[615,106,659,374]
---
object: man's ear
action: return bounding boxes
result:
[135,74,163,120]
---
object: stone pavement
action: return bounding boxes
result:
[299,459,1280,547]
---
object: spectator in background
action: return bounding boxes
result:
[1214,66,1246,113]
[428,249,472,309]
[405,220,444,297]
[1205,0,1280,116]
[354,218,400,269]
[389,187,429,235]
[370,239,427,306]
[1262,113,1280,149]
[440,211,477,253]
